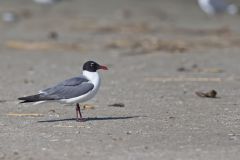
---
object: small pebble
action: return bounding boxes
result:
[169,116,176,120]
[108,103,125,107]
[0,100,7,103]
[177,67,189,72]
[195,90,217,98]
[48,31,58,40]
[48,109,56,113]
[13,151,19,155]
[83,104,95,110]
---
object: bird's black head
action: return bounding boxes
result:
[83,61,108,72]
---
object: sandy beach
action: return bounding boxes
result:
[1,0,240,159]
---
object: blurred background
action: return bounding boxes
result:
[0,0,240,56]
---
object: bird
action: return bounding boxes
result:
[197,0,238,15]
[18,61,108,122]
[33,0,62,5]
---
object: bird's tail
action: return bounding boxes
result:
[18,94,43,103]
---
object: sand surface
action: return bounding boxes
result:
[1,0,240,159]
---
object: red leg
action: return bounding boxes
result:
[76,103,85,122]
[76,104,79,120]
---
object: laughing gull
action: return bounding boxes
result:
[33,0,62,5]
[18,61,108,122]
[197,0,238,15]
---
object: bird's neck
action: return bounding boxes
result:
[83,70,100,85]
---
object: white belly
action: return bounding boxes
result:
[60,85,100,104]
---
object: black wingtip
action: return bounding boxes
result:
[17,94,41,103]
[18,97,29,103]
[19,100,30,104]
[18,97,25,101]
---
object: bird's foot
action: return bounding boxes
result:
[76,118,86,122]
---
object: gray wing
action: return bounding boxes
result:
[40,76,94,99]
[41,75,89,93]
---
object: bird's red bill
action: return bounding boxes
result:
[99,65,108,70]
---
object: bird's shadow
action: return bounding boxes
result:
[37,116,141,123]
